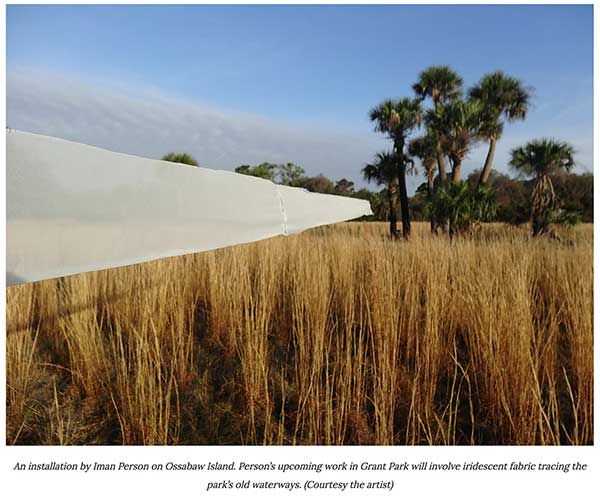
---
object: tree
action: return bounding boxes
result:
[425,99,482,184]
[468,169,530,225]
[409,133,438,232]
[552,172,593,222]
[413,66,464,187]
[369,98,422,239]
[409,134,438,196]
[278,162,306,186]
[162,152,199,167]
[369,189,391,221]
[334,178,355,195]
[234,162,305,185]
[427,181,497,237]
[469,71,531,187]
[294,174,337,194]
[350,188,388,221]
[509,139,575,236]
[234,162,278,181]
[363,151,400,238]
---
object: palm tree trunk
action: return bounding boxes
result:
[433,98,448,189]
[426,169,435,195]
[434,151,449,234]
[393,140,411,239]
[397,164,411,239]
[478,137,497,186]
[391,139,412,240]
[427,168,435,233]
[388,180,399,239]
[530,174,555,236]
[452,158,462,184]
[436,151,447,187]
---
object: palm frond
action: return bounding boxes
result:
[425,98,482,164]
[362,151,397,185]
[509,138,575,178]
[413,65,464,106]
[468,71,531,136]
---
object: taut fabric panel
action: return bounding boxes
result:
[6,131,372,285]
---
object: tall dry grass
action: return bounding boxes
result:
[6,222,593,445]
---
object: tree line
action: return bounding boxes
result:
[161,66,592,236]
[161,153,592,227]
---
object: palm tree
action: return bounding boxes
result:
[162,152,199,167]
[425,99,482,184]
[413,66,464,187]
[509,139,575,236]
[409,134,438,232]
[469,71,531,187]
[409,134,437,195]
[369,98,422,239]
[370,189,391,222]
[413,65,464,106]
[363,151,399,238]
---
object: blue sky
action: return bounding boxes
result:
[6,4,594,192]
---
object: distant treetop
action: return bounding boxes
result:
[162,152,199,167]
[235,162,306,185]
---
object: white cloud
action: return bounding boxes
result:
[7,67,593,197]
[7,68,391,189]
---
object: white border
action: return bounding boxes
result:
[2,2,598,501]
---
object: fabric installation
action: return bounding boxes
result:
[6,130,373,286]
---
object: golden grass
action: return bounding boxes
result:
[6,222,593,445]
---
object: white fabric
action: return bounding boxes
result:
[6,130,372,285]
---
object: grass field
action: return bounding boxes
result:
[6,222,593,445]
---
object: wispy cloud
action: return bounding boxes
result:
[7,68,392,188]
[7,67,593,197]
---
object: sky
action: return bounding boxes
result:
[6,4,594,193]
